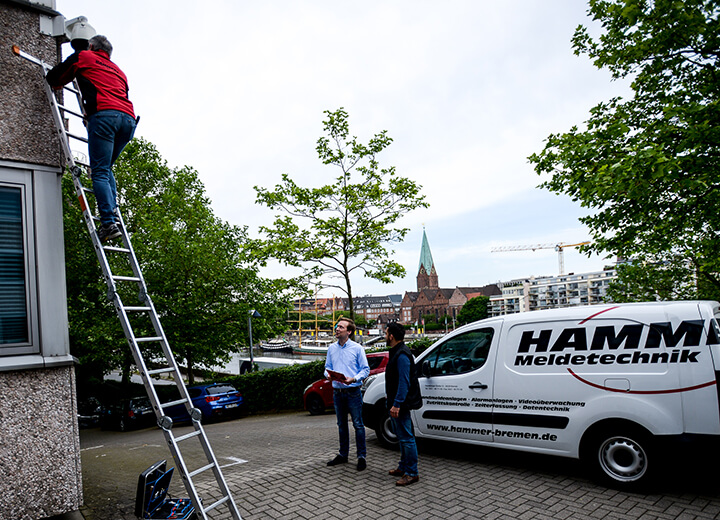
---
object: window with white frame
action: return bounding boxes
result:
[0,169,38,355]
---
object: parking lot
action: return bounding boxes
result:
[77,411,720,519]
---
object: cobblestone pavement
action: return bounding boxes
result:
[76,411,720,520]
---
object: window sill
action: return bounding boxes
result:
[0,354,78,372]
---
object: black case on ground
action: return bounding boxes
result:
[135,460,196,519]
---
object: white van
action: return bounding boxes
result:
[362,301,720,488]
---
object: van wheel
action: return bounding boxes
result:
[585,427,653,489]
[375,408,399,449]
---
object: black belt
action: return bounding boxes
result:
[334,386,361,393]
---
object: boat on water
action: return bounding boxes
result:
[293,337,384,355]
[260,338,293,352]
[293,338,333,355]
[238,356,312,373]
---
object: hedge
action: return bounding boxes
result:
[85,340,435,415]
[221,360,326,414]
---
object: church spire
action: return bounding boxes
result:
[417,228,439,291]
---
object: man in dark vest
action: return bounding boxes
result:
[385,322,422,486]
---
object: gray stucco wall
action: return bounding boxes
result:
[0,1,63,166]
[0,367,82,519]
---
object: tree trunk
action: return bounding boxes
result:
[121,349,133,385]
[186,350,195,386]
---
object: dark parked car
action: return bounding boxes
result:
[77,396,102,429]
[165,383,245,424]
[100,396,155,431]
[303,351,389,415]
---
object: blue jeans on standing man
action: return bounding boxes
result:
[87,110,136,226]
[391,409,418,476]
[333,387,366,460]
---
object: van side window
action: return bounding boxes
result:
[423,328,494,376]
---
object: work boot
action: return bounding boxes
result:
[97,223,121,242]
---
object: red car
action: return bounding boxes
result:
[303,351,389,415]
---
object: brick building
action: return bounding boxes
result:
[399,230,501,325]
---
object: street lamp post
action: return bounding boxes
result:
[248,309,261,369]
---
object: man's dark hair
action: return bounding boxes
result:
[89,35,113,57]
[337,317,356,334]
[387,322,405,343]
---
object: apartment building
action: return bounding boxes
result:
[489,268,618,317]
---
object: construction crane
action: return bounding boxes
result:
[491,242,591,275]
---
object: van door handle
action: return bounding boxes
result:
[469,382,488,390]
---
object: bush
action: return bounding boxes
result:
[223,360,326,414]
[408,337,435,356]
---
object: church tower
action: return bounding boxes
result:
[417,229,439,291]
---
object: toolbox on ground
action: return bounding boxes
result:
[135,460,196,519]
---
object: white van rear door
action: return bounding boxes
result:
[414,325,499,443]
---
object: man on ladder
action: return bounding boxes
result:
[46,30,137,243]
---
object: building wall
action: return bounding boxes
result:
[0,1,63,166]
[0,2,82,519]
[0,367,82,520]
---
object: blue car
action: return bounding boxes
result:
[166,383,245,424]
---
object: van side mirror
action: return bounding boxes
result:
[421,360,431,378]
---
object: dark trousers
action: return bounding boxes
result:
[333,387,366,459]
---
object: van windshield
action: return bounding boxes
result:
[711,314,720,345]
[423,328,494,376]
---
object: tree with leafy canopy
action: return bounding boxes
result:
[456,296,490,326]
[65,138,292,385]
[529,0,720,302]
[254,108,429,318]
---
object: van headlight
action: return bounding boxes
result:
[362,374,379,394]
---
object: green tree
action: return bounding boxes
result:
[65,138,291,385]
[457,296,490,325]
[529,0,720,302]
[254,108,429,318]
[63,173,128,386]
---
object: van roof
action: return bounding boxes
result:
[459,300,720,333]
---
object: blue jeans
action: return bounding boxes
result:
[391,409,418,476]
[87,110,136,226]
[333,388,366,459]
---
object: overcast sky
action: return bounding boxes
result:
[56,1,630,298]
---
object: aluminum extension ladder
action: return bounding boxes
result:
[13,45,243,520]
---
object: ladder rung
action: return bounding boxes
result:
[81,186,93,193]
[67,132,88,143]
[59,105,84,119]
[103,245,131,253]
[189,462,216,479]
[161,398,188,409]
[63,84,81,95]
[203,496,230,514]
[136,336,162,343]
[112,275,141,282]
[123,306,151,312]
[147,367,174,376]
[175,430,202,443]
